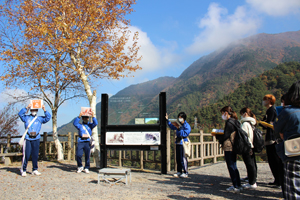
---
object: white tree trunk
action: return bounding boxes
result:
[52,110,64,160]
[80,73,100,168]
[90,90,101,168]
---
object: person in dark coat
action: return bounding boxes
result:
[260,94,284,187]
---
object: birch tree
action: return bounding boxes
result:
[0,0,141,166]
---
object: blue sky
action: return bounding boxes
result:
[1,0,300,133]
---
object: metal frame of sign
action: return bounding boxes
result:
[100,92,167,174]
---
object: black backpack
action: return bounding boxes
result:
[228,121,252,155]
[246,121,264,153]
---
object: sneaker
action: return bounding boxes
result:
[84,169,89,174]
[173,172,181,177]
[77,167,84,173]
[241,177,249,182]
[20,169,26,177]
[180,173,188,178]
[32,170,41,176]
[242,183,257,189]
[226,186,240,193]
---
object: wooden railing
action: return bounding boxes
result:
[106,130,225,171]
[0,133,101,162]
[1,130,225,171]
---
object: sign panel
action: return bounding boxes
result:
[81,107,92,116]
[135,118,145,124]
[145,118,159,124]
[30,100,43,109]
[106,132,161,145]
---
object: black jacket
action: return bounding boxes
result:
[259,106,277,142]
[216,118,239,145]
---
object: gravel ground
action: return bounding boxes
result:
[0,160,283,200]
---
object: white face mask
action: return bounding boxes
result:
[222,113,227,120]
[178,118,184,123]
[241,113,246,120]
[31,111,37,116]
[281,103,284,106]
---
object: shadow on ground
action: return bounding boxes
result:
[147,173,282,200]
[0,167,20,175]
[46,161,77,172]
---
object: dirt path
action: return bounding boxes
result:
[0,161,283,199]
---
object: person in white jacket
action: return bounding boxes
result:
[239,107,258,189]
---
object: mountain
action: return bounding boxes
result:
[56,30,300,133]
[163,31,300,116]
[190,61,300,131]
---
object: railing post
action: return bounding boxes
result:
[200,130,204,166]
[67,132,72,161]
[174,130,177,171]
[213,134,217,163]
[43,132,47,160]
[72,133,77,160]
[119,150,122,167]
[140,151,144,170]
[7,134,11,152]
[167,129,171,172]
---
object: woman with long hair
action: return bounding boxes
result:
[239,107,257,189]
[213,106,242,192]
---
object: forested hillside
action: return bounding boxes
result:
[189,61,300,130]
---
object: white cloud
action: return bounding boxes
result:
[126,26,180,74]
[246,0,300,16]
[186,3,260,55]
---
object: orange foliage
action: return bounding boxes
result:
[0,0,141,86]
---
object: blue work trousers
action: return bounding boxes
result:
[22,139,40,171]
[176,144,188,174]
[76,141,91,169]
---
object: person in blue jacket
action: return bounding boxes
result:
[166,112,191,178]
[274,80,300,199]
[19,103,51,177]
[73,111,98,173]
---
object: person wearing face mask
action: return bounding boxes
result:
[73,111,98,173]
[212,106,242,193]
[166,112,191,178]
[239,107,258,189]
[18,103,51,177]
[259,94,284,188]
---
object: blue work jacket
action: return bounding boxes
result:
[167,120,191,145]
[18,108,51,141]
[73,117,98,143]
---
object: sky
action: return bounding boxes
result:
[1,0,300,134]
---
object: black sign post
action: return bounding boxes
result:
[100,92,167,174]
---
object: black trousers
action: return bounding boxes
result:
[242,150,257,185]
[266,143,284,187]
